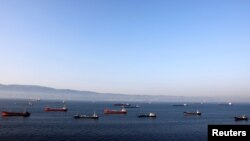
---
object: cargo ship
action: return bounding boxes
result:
[183,110,201,116]
[234,115,248,121]
[104,108,127,114]
[114,103,140,108]
[74,112,99,119]
[44,105,68,112]
[1,111,30,117]
[124,105,140,108]
[138,112,156,118]
[113,103,130,106]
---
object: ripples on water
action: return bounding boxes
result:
[0,99,249,141]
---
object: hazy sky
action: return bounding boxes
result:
[0,0,249,97]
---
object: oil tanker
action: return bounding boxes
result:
[1,111,30,117]
[104,108,127,114]
[44,106,68,112]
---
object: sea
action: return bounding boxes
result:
[0,99,249,141]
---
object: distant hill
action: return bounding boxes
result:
[0,84,217,102]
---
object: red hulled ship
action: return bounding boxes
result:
[1,111,30,117]
[44,105,68,112]
[104,108,127,114]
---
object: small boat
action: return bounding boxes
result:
[138,112,156,118]
[234,115,248,121]
[74,112,99,119]
[183,110,201,116]
[1,111,30,117]
[104,108,127,114]
[44,105,68,112]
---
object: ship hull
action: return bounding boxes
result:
[104,109,127,114]
[113,104,130,106]
[44,108,67,112]
[124,106,140,108]
[234,117,248,121]
[138,115,156,118]
[1,111,30,117]
[183,112,201,116]
[74,115,99,119]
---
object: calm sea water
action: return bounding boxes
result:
[0,99,249,141]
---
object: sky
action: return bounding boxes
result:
[0,0,249,97]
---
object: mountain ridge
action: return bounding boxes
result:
[0,84,231,102]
